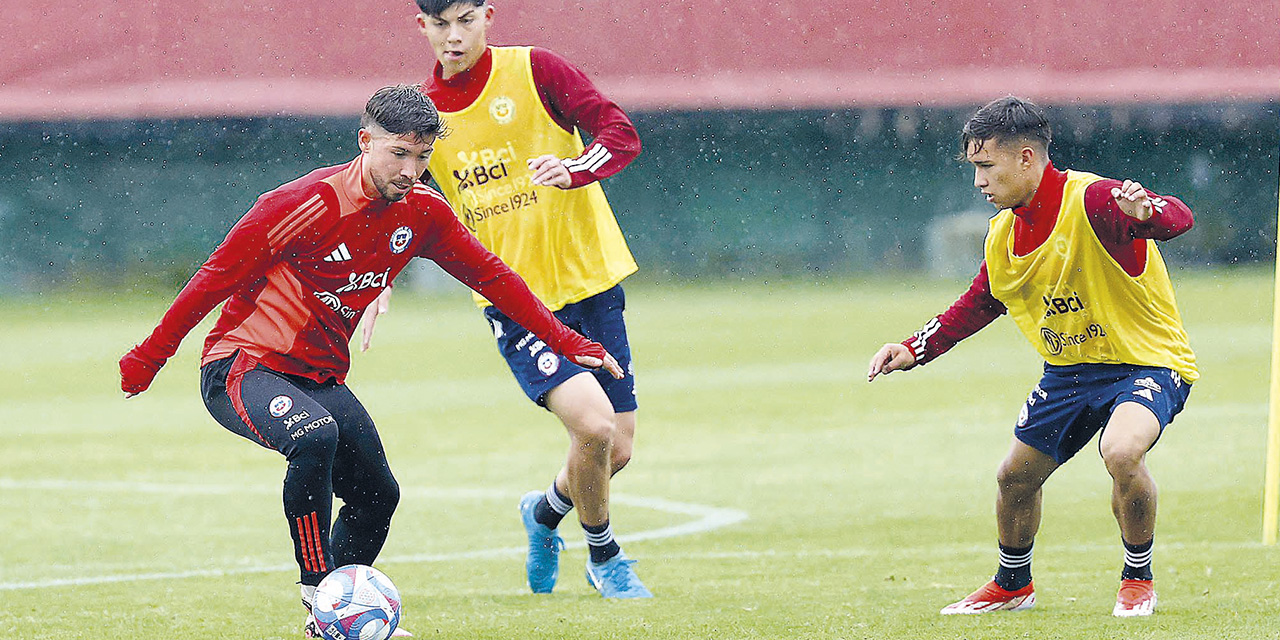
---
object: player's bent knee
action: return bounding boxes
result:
[996,462,1044,497]
[1100,433,1154,476]
[995,460,1026,487]
[369,479,400,520]
[345,476,399,525]
[373,476,400,509]
[570,414,617,446]
[1101,442,1147,477]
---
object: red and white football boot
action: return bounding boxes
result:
[940,579,1036,614]
[1112,579,1156,617]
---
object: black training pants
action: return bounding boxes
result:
[201,352,400,586]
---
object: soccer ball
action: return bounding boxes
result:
[311,564,402,640]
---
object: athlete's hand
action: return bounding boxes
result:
[1112,180,1154,222]
[573,353,625,379]
[120,345,166,397]
[867,343,916,382]
[569,341,625,379]
[359,287,392,352]
[528,155,572,189]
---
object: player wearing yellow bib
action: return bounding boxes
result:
[409,0,648,598]
[867,97,1197,618]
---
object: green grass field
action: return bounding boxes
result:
[1,268,1275,639]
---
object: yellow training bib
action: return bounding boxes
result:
[428,46,637,310]
[984,170,1198,382]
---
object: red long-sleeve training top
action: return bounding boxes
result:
[134,155,597,384]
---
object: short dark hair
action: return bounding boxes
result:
[361,85,445,143]
[415,0,485,17]
[960,96,1052,157]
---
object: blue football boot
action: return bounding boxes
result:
[585,553,653,599]
[519,490,564,593]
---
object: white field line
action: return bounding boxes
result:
[0,479,747,591]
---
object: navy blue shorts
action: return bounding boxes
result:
[483,285,637,412]
[1015,363,1192,465]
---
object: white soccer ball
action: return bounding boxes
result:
[311,564,402,640]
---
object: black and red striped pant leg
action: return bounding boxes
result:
[280,424,340,586]
[202,353,344,586]
[293,510,330,577]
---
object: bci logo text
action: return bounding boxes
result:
[453,144,518,191]
[283,411,311,429]
[336,269,391,294]
[1042,292,1085,318]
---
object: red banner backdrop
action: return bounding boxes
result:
[3,0,1275,120]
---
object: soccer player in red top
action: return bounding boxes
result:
[119,85,621,638]
[868,97,1197,617]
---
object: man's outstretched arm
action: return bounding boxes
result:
[120,205,276,396]
[867,261,1007,382]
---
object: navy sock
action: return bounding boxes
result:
[533,482,573,529]
[583,521,621,564]
[993,542,1034,591]
[1121,537,1154,581]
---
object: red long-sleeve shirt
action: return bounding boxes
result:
[421,46,640,188]
[134,156,596,384]
[903,162,1195,365]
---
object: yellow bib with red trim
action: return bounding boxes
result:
[984,170,1198,382]
[428,46,637,310]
